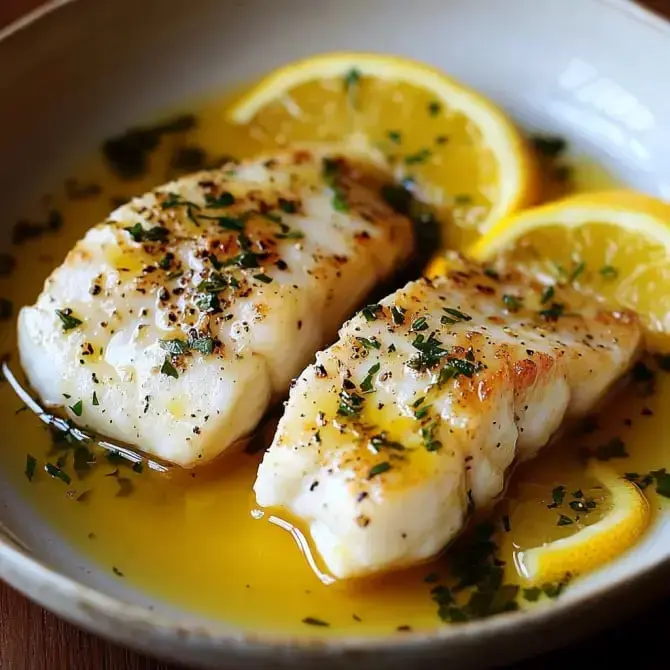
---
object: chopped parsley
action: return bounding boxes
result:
[502,294,522,312]
[198,271,237,293]
[368,462,391,479]
[275,229,304,240]
[420,423,442,451]
[404,148,432,165]
[437,357,480,382]
[538,302,565,321]
[69,400,83,417]
[45,462,71,484]
[360,362,381,393]
[356,336,381,350]
[25,454,37,481]
[198,215,245,231]
[337,388,365,417]
[101,113,196,178]
[302,616,330,627]
[278,198,298,214]
[361,304,382,322]
[410,316,429,332]
[253,273,273,284]
[322,158,349,212]
[414,403,432,420]
[540,285,555,304]
[600,265,618,279]
[195,292,220,313]
[158,253,174,270]
[522,587,541,602]
[55,308,82,331]
[569,261,586,283]
[124,223,169,243]
[160,357,179,379]
[407,333,448,371]
[584,436,629,461]
[531,134,567,158]
[442,307,472,322]
[557,514,573,526]
[454,194,473,205]
[391,306,406,325]
[344,67,361,105]
[428,101,442,116]
[159,338,190,356]
[220,234,262,269]
[369,433,405,452]
[189,335,215,355]
[206,191,235,207]
[547,485,566,509]
[387,130,402,144]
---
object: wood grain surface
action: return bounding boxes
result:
[1,1,670,668]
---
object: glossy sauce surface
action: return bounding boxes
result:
[0,92,668,636]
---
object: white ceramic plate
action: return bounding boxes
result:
[1,0,670,668]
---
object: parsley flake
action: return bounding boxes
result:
[124,223,169,243]
[45,462,71,484]
[405,148,432,165]
[25,454,37,481]
[302,616,330,627]
[361,304,382,322]
[368,462,391,479]
[410,316,429,332]
[360,362,381,393]
[391,306,406,325]
[502,294,522,312]
[338,388,364,417]
[160,357,179,379]
[55,308,82,331]
[189,335,214,355]
[428,101,442,116]
[253,273,273,284]
[206,192,235,207]
[569,261,586,283]
[539,302,565,321]
[540,285,555,304]
[356,336,381,350]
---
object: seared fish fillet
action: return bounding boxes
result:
[254,256,642,579]
[18,150,414,467]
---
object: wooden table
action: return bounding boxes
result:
[2,0,670,668]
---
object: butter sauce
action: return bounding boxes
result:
[0,90,667,636]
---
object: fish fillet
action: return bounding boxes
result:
[254,255,642,579]
[17,149,414,467]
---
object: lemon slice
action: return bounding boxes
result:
[516,462,650,585]
[461,190,670,351]
[227,52,537,247]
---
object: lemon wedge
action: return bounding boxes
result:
[461,190,670,351]
[515,462,649,585]
[227,52,537,246]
